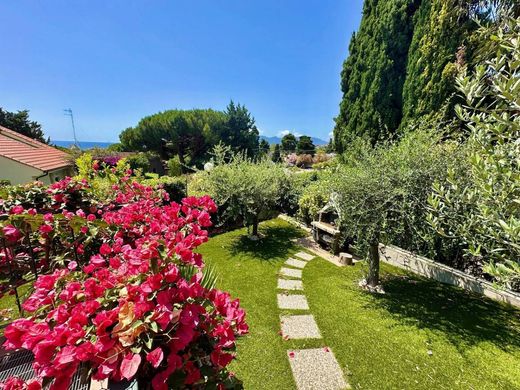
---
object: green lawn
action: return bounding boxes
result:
[0,282,32,331]
[199,218,520,390]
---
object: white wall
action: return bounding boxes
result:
[0,157,74,185]
[379,244,520,308]
[0,156,43,185]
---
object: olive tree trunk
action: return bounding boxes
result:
[250,215,259,237]
[367,241,380,287]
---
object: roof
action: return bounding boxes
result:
[0,125,72,172]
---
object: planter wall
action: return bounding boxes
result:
[379,244,520,309]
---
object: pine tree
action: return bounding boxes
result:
[296,136,316,156]
[0,108,48,143]
[259,139,270,156]
[281,133,297,154]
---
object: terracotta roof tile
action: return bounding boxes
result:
[0,125,72,171]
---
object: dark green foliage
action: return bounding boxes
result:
[296,136,316,156]
[126,152,152,173]
[399,0,507,127]
[334,0,519,148]
[0,107,48,143]
[428,17,520,290]
[278,170,319,216]
[141,175,187,203]
[167,156,182,176]
[119,109,227,166]
[107,143,125,152]
[259,139,270,156]
[222,101,259,157]
[280,133,297,153]
[271,144,281,162]
[334,0,419,151]
[119,102,260,165]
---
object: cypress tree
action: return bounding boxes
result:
[272,144,281,163]
[334,0,420,151]
[401,0,476,128]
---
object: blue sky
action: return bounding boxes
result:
[0,1,363,142]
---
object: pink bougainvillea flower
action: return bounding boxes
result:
[39,224,53,235]
[146,347,164,369]
[67,261,78,271]
[99,243,112,256]
[120,353,141,380]
[3,225,21,243]
[10,205,24,215]
[1,179,247,389]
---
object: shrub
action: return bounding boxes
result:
[75,153,134,203]
[297,179,331,224]
[142,174,187,203]
[285,153,297,167]
[312,152,330,164]
[167,156,183,177]
[192,147,288,236]
[278,170,320,217]
[126,152,152,173]
[0,178,248,389]
[428,17,520,290]
[296,154,313,168]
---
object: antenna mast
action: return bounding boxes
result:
[63,108,79,147]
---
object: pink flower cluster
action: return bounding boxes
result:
[1,182,248,389]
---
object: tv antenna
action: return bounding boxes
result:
[63,108,79,147]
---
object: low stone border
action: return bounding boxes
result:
[379,244,520,308]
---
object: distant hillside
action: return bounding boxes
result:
[261,135,328,146]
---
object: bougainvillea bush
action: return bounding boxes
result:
[0,170,248,389]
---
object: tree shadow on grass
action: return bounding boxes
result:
[228,223,306,262]
[368,274,520,352]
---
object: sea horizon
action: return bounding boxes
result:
[52,140,115,150]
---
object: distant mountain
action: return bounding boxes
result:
[260,135,328,146]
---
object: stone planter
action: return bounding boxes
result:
[379,243,520,308]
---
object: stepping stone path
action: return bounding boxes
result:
[277,294,309,310]
[278,279,303,290]
[281,314,321,339]
[277,251,349,389]
[285,258,307,269]
[280,267,303,279]
[288,349,349,390]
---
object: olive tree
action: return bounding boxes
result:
[331,130,455,287]
[196,146,287,237]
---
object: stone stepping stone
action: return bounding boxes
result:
[280,267,302,279]
[285,258,307,269]
[278,279,303,291]
[277,294,309,310]
[280,314,321,339]
[287,348,349,390]
[294,251,315,261]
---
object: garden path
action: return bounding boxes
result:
[277,251,350,390]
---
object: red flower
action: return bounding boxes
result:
[99,243,112,256]
[10,205,24,215]
[3,225,21,243]
[146,347,164,369]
